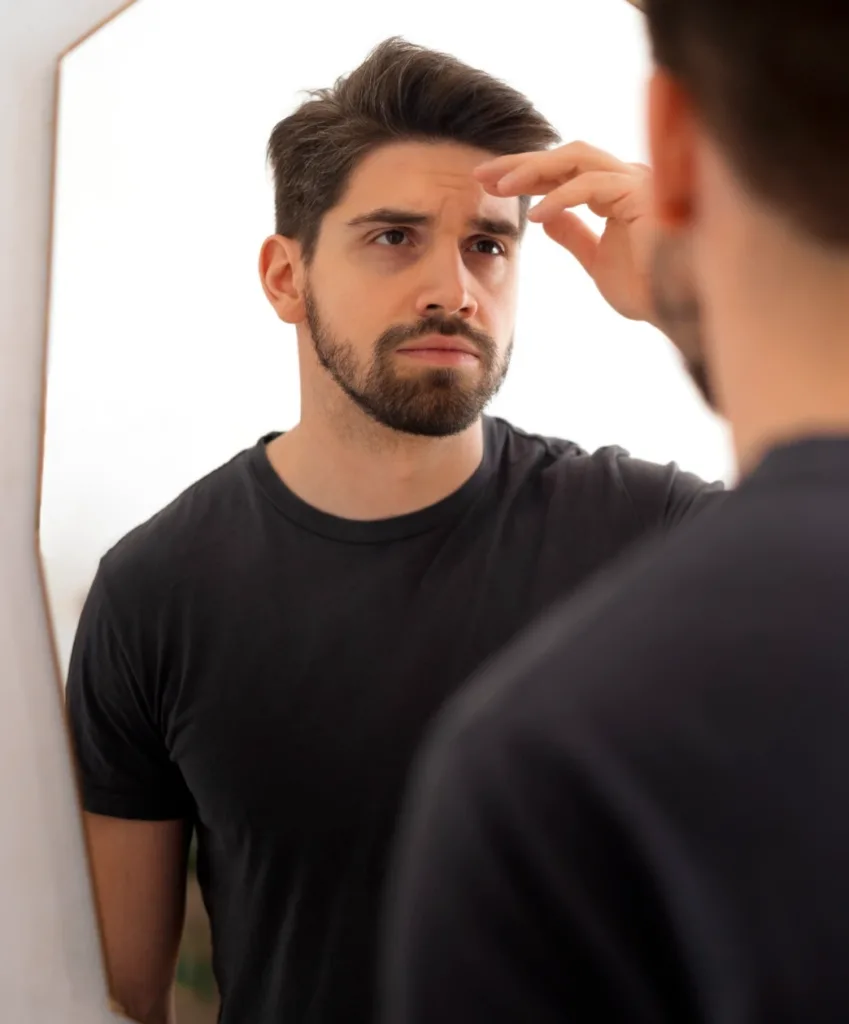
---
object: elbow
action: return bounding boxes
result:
[108,987,174,1024]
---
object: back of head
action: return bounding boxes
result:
[266,37,560,261]
[643,0,849,248]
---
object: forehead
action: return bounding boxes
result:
[335,140,520,224]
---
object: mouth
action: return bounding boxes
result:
[396,334,480,367]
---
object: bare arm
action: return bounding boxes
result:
[84,814,190,1024]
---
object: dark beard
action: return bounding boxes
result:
[650,233,718,410]
[304,286,512,437]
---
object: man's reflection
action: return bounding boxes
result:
[66,36,721,1024]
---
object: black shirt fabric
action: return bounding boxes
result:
[383,436,849,1024]
[66,415,720,1024]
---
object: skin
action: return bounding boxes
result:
[85,814,189,1024]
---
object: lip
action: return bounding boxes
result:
[396,335,480,357]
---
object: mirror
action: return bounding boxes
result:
[39,0,732,1019]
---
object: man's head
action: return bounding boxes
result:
[639,0,849,415]
[259,38,559,437]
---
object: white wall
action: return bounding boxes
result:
[38,0,732,677]
[0,0,130,1018]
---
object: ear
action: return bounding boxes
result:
[647,67,697,231]
[258,235,307,324]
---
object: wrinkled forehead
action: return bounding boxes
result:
[332,140,522,231]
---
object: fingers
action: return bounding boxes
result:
[527,171,640,223]
[542,212,600,275]
[475,141,632,197]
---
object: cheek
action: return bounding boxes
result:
[321,253,406,311]
[484,274,519,340]
[307,261,370,335]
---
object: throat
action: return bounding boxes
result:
[265,420,485,521]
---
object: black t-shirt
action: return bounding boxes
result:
[66,415,720,1024]
[383,436,849,1024]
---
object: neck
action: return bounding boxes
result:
[267,391,485,521]
[705,218,849,477]
[730,358,849,478]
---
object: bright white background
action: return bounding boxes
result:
[40,0,732,676]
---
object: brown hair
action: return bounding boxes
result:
[644,0,849,246]
[266,37,560,262]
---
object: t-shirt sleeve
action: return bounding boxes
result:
[381,615,686,1024]
[615,452,725,531]
[65,562,193,821]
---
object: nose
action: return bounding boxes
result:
[414,246,479,321]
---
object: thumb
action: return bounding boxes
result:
[542,211,599,275]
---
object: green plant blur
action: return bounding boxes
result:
[176,834,219,1012]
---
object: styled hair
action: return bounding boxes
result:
[267,37,561,261]
[644,0,849,246]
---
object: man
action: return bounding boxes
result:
[66,35,721,1024]
[383,2,849,1022]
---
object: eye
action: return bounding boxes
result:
[470,237,507,257]
[373,228,412,247]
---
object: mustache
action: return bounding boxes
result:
[376,316,496,357]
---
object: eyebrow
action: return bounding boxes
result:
[345,207,521,242]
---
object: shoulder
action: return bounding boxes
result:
[441,482,842,776]
[395,477,849,1023]
[489,416,725,529]
[97,442,259,611]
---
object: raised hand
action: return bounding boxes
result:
[475,141,656,324]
